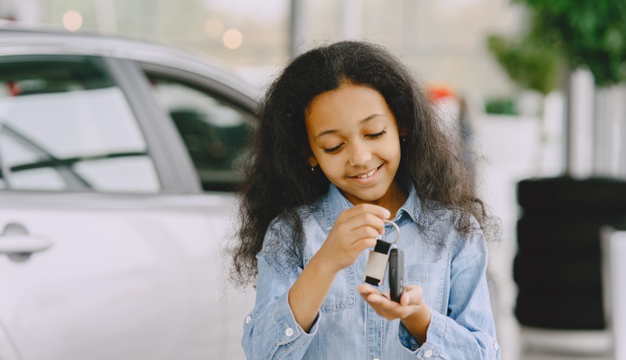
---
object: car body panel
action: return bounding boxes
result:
[0,26,257,360]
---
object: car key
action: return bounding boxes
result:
[388,246,404,302]
[364,239,391,286]
[363,220,400,287]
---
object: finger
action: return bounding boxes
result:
[367,293,388,305]
[358,283,379,296]
[400,291,410,306]
[367,294,411,319]
[349,225,383,244]
[358,290,372,302]
[352,237,377,253]
[363,293,416,320]
[346,213,386,233]
[400,285,423,306]
[344,204,391,222]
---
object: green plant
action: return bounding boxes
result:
[487,34,562,95]
[517,0,626,86]
[485,98,517,115]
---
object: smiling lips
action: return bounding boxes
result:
[349,164,383,179]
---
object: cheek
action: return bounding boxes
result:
[381,141,402,163]
[319,158,343,178]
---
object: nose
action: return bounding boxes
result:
[348,141,372,167]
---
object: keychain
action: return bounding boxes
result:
[363,220,404,302]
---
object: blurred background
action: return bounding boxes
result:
[1,1,625,360]
[0,0,534,98]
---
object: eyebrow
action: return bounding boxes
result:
[314,114,384,139]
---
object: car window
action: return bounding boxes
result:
[145,73,252,191]
[0,55,161,193]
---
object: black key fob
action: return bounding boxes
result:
[389,247,404,302]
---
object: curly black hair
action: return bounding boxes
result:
[230,41,496,287]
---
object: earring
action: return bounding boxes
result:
[311,166,315,172]
[401,138,407,143]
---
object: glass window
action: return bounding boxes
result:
[0,55,160,193]
[145,73,252,191]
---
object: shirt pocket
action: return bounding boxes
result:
[405,263,444,311]
[304,255,356,312]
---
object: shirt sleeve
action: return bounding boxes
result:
[242,221,321,360]
[397,229,501,360]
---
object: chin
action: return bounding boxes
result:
[351,187,387,202]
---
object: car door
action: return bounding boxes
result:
[0,52,252,360]
[134,61,261,359]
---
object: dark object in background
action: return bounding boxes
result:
[514,177,626,329]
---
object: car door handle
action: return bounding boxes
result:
[0,223,53,262]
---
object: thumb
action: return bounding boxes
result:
[400,290,411,306]
[400,285,421,306]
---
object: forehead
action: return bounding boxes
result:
[305,83,391,130]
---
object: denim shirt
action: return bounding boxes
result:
[242,184,500,360]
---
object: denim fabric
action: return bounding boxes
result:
[242,184,500,360]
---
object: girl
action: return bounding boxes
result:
[232,41,500,359]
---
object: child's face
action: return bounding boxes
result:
[305,82,402,206]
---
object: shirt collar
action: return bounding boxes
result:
[321,183,421,230]
[396,185,421,224]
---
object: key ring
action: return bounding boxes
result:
[377,220,400,245]
[384,220,400,246]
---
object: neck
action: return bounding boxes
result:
[342,181,407,218]
[378,181,408,218]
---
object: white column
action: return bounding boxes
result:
[568,68,595,178]
[608,85,626,178]
[621,87,626,178]
[603,230,626,360]
[288,0,306,57]
[592,84,626,178]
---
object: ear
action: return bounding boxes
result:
[308,156,318,168]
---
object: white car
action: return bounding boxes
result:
[0,25,258,360]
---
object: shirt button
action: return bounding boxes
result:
[494,342,499,351]
[424,349,433,358]
[245,316,251,324]
[285,327,294,337]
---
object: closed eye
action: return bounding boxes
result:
[365,129,386,139]
[323,143,344,154]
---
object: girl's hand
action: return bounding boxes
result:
[315,204,390,274]
[358,283,431,343]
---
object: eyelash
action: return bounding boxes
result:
[322,130,387,154]
[366,130,387,139]
[323,145,343,154]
